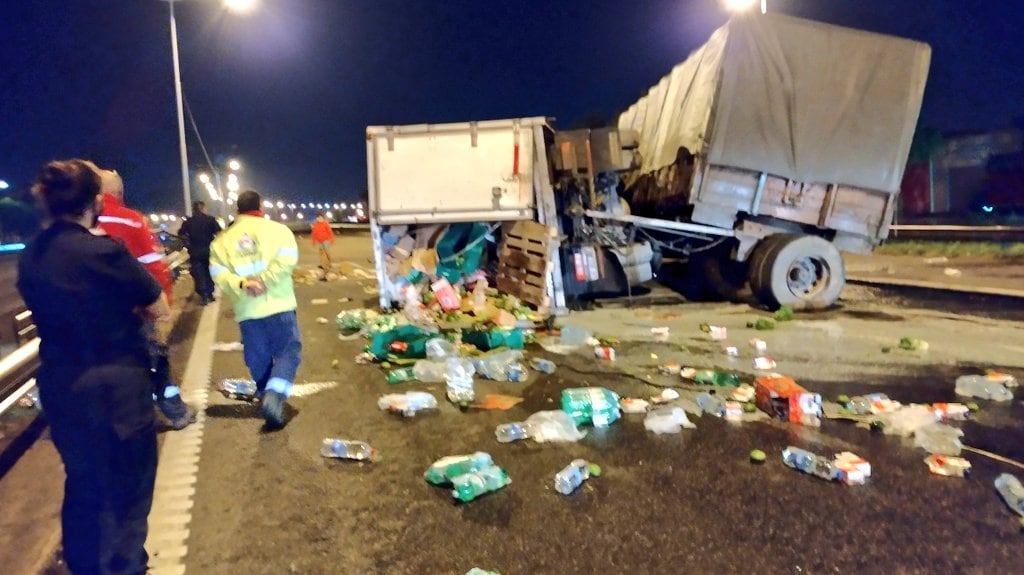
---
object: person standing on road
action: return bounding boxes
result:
[210,190,301,429]
[310,211,334,276]
[178,200,223,305]
[94,165,196,430]
[18,159,167,575]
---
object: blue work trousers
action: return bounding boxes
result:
[239,310,302,396]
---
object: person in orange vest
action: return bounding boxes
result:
[310,211,334,277]
[93,166,196,430]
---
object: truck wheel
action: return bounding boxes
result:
[749,234,845,310]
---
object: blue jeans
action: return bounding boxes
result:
[239,311,302,397]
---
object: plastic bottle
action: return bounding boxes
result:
[846,393,889,415]
[412,360,447,383]
[994,473,1024,516]
[530,358,557,374]
[923,454,972,478]
[495,422,534,443]
[693,370,741,387]
[444,357,476,404]
[523,410,587,443]
[220,378,258,400]
[558,325,592,347]
[932,402,970,421]
[696,392,726,417]
[320,439,376,461]
[474,350,526,381]
[451,465,511,502]
[782,446,842,482]
[644,406,696,434]
[471,279,488,312]
[561,387,621,427]
[386,367,417,385]
[913,423,964,456]
[955,375,1014,402]
[377,391,438,417]
[554,459,591,495]
[425,338,457,360]
[424,452,494,485]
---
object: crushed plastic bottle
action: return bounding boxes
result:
[955,375,1014,402]
[876,404,937,436]
[529,358,557,374]
[554,459,593,495]
[845,393,899,415]
[644,406,696,434]
[494,422,534,443]
[994,473,1024,517]
[782,446,842,482]
[444,357,477,404]
[425,338,458,360]
[424,452,494,485]
[320,439,377,461]
[558,325,592,347]
[932,402,970,421]
[913,422,964,456]
[924,454,972,478]
[696,392,726,417]
[465,569,500,575]
[219,378,259,401]
[473,350,526,381]
[561,387,621,427]
[412,360,447,383]
[521,410,587,443]
[377,391,438,417]
[620,398,650,414]
[386,367,417,385]
[451,464,510,502]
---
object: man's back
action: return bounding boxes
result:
[211,215,299,321]
[180,212,221,252]
[97,193,173,301]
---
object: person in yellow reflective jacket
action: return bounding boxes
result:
[210,190,301,429]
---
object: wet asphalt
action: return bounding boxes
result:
[178,237,1024,575]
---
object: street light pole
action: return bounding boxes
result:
[169,0,192,217]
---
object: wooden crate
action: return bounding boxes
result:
[496,221,552,313]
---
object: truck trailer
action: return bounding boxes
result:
[366,14,931,313]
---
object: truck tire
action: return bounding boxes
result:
[748,234,845,311]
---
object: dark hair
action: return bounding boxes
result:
[236,190,261,213]
[31,159,101,218]
[192,200,206,212]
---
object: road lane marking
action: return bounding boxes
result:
[145,299,220,574]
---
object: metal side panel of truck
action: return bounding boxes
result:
[365,117,568,312]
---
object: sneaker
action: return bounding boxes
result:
[157,395,198,430]
[260,390,287,429]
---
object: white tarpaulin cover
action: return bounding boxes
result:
[618,14,931,194]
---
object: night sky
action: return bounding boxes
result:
[1,0,1022,212]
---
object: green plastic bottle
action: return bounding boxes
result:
[451,465,510,502]
[386,367,417,385]
[694,370,741,387]
[561,387,621,427]
[424,452,494,485]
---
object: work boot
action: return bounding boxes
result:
[260,390,287,429]
[157,395,198,430]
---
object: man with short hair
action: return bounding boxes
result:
[178,200,223,305]
[210,190,301,429]
[95,167,196,430]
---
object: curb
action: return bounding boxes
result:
[847,275,1024,299]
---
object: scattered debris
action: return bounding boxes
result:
[218,378,258,401]
[211,341,244,352]
[772,306,795,322]
[994,474,1024,519]
[311,298,329,305]
[620,398,650,414]
[320,439,377,461]
[752,357,776,371]
[923,256,949,265]
[466,569,501,575]
[315,316,329,324]
[898,337,929,351]
[755,375,822,426]
[750,339,768,354]
[943,267,962,277]
[956,374,1015,401]
[700,323,728,340]
[783,447,868,485]
[377,391,438,417]
[731,383,756,402]
[924,455,971,478]
[529,358,557,374]
[554,459,598,495]
[471,394,524,411]
[748,318,775,331]
[644,406,696,434]
[833,452,871,485]
[651,389,680,404]
[593,346,616,361]
[750,449,767,464]
[562,387,621,427]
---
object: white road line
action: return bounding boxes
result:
[145,299,221,574]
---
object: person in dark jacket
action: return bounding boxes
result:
[178,200,223,305]
[17,159,168,575]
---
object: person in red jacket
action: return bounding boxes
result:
[310,211,334,277]
[94,166,196,430]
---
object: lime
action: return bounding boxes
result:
[967,402,980,412]
[588,463,602,477]
[749,449,767,464]
[743,403,757,413]
[837,394,850,405]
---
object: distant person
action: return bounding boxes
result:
[94,165,196,430]
[310,211,334,275]
[18,159,167,575]
[178,200,223,305]
[210,190,301,429]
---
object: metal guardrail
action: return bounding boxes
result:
[0,332,39,416]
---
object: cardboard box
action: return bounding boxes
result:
[754,375,822,426]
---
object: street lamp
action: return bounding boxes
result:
[0,180,9,190]
[198,173,211,184]
[228,159,242,171]
[165,0,253,217]
[723,0,766,13]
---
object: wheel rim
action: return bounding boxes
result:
[786,256,830,299]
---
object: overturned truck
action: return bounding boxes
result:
[367,14,931,313]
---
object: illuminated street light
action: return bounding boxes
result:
[300,203,307,209]
[263,200,273,208]
[0,180,9,190]
[276,201,284,209]
[296,213,304,220]
[723,0,764,12]
[228,159,242,171]
[326,211,334,219]
[198,173,211,184]
[150,214,160,222]
[280,213,288,220]
[224,0,258,14]
[340,203,347,209]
